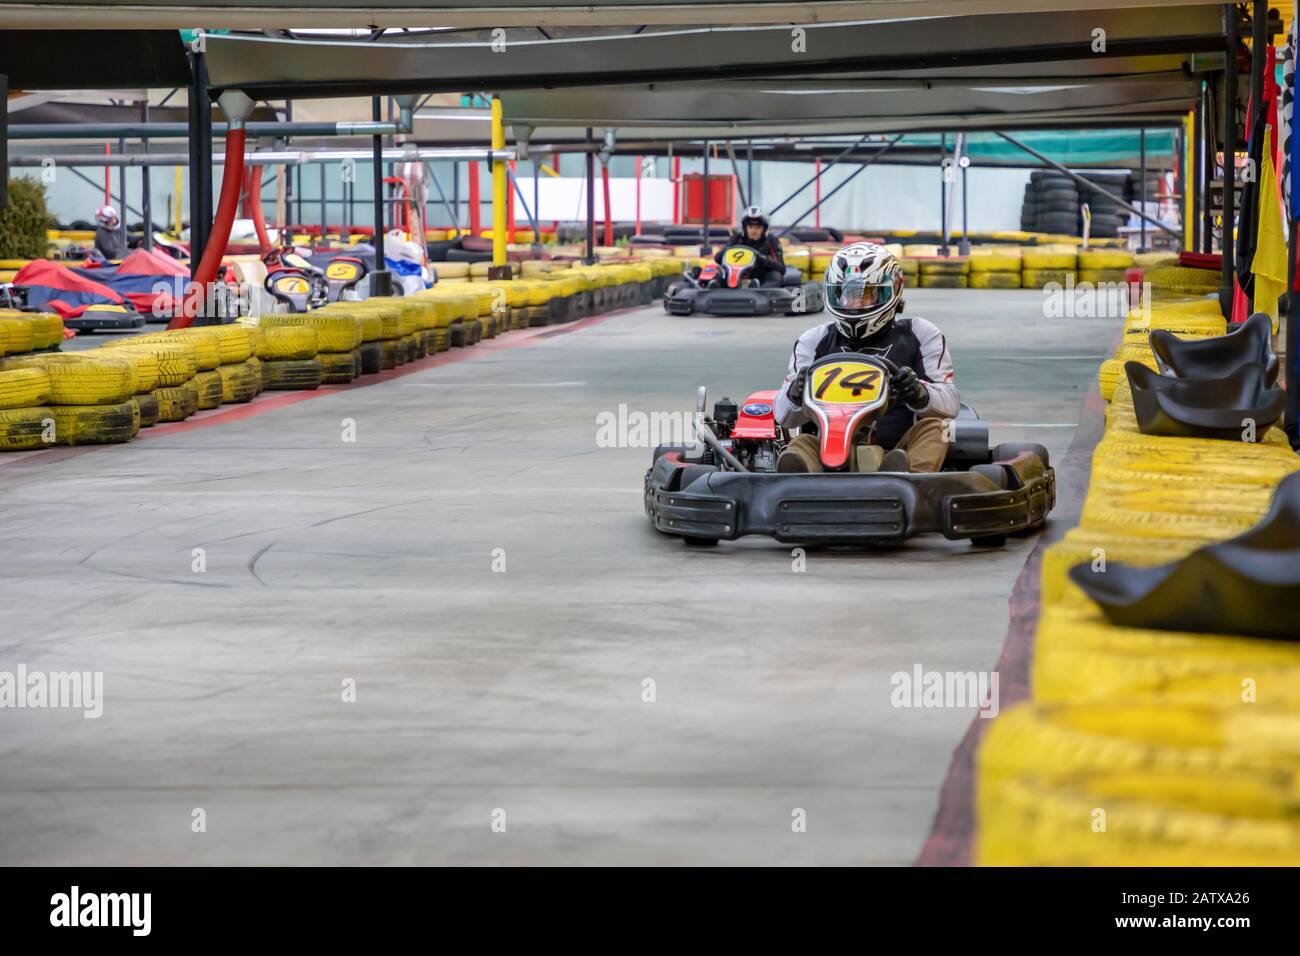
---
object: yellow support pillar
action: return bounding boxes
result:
[491,95,508,271]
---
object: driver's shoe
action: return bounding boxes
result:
[881,449,911,473]
[777,433,823,473]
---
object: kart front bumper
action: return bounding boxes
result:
[663,283,823,317]
[644,453,1054,543]
[64,312,146,332]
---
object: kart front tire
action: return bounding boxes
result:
[971,534,1008,548]
[683,536,719,547]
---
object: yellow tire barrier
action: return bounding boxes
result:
[131,392,161,429]
[193,369,224,410]
[166,329,222,370]
[153,383,197,422]
[318,351,358,384]
[1021,268,1073,288]
[0,406,54,451]
[1033,604,1300,706]
[261,358,322,390]
[259,326,319,361]
[978,772,1300,866]
[261,313,362,352]
[1077,249,1135,270]
[47,400,137,445]
[0,367,52,409]
[208,324,255,364]
[104,342,197,388]
[0,316,38,354]
[3,354,134,405]
[1146,265,1220,293]
[969,271,1021,289]
[216,362,258,403]
[244,356,264,394]
[1022,251,1077,270]
[1077,269,1128,285]
[968,252,1021,272]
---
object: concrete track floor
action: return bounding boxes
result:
[0,289,1113,865]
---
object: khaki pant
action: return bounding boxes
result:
[783,417,948,473]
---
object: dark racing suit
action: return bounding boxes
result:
[715,231,785,287]
[774,316,959,471]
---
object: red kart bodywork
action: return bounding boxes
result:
[732,389,779,439]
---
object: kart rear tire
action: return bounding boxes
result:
[971,463,1010,490]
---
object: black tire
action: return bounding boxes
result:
[1040,200,1082,215]
[993,441,1050,469]
[683,536,719,547]
[971,534,1009,548]
[1038,217,1080,234]
[1038,187,1079,203]
[359,341,382,375]
[262,358,323,391]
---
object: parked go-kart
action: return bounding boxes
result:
[663,244,824,317]
[644,352,1055,546]
[263,247,329,312]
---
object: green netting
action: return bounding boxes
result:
[901,129,1177,165]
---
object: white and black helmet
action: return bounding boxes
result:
[823,242,905,338]
[740,205,769,236]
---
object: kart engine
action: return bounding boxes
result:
[701,394,783,473]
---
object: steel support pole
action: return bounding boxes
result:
[1202,81,1214,253]
[319,161,327,237]
[701,140,711,254]
[187,49,213,277]
[939,132,949,248]
[118,134,128,249]
[1139,128,1148,251]
[1220,6,1238,318]
[140,99,153,248]
[370,95,392,296]
[585,127,595,264]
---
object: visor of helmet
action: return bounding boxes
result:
[826,276,894,315]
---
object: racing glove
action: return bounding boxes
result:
[890,365,929,411]
[785,368,807,407]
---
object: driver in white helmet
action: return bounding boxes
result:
[715,205,785,287]
[774,242,959,473]
[94,205,127,260]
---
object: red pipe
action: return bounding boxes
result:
[467,160,482,236]
[601,163,613,246]
[169,127,247,330]
[247,164,273,257]
[672,156,681,224]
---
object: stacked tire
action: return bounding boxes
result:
[1021,170,1131,238]
[0,353,137,447]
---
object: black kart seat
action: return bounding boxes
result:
[1150,311,1279,385]
[1069,472,1300,640]
[1126,361,1286,441]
